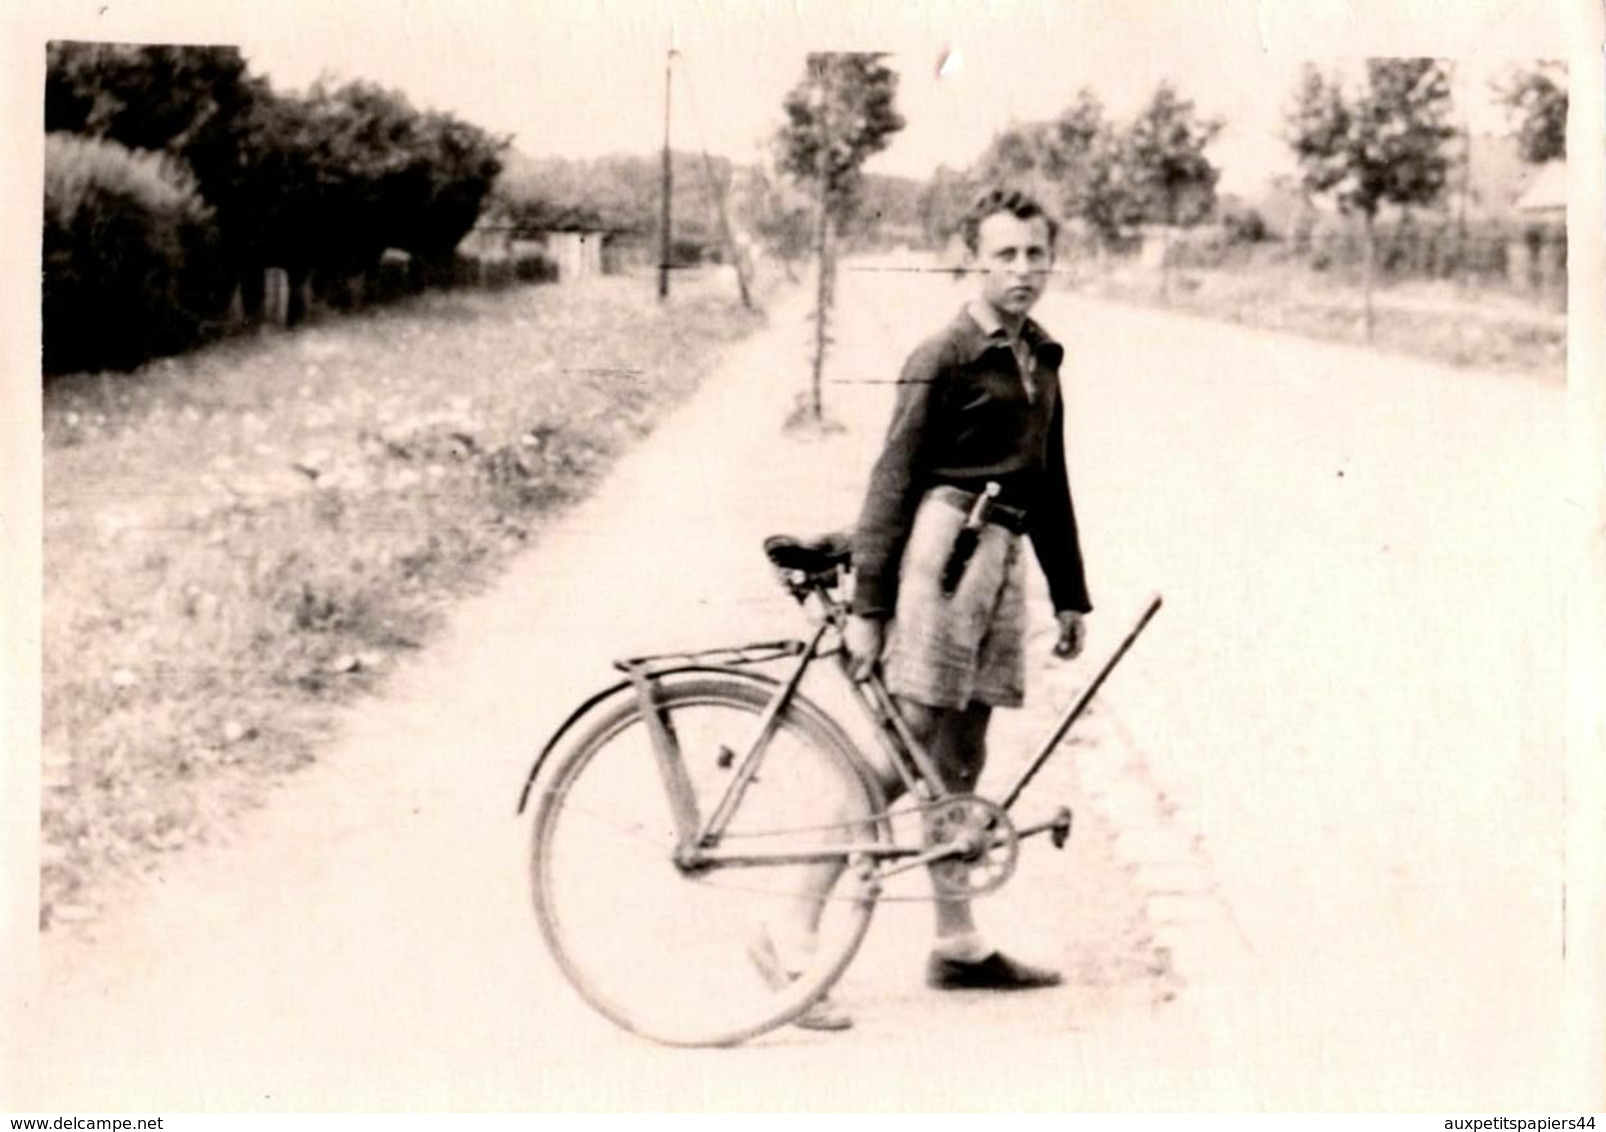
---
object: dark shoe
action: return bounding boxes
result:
[926,950,1063,991]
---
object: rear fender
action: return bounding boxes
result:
[514,665,789,815]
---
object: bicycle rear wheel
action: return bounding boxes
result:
[530,676,884,1047]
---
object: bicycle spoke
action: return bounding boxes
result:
[549,798,669,851]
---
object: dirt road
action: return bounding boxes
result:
[7,262,1587,1110]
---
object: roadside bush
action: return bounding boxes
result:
[1221,205,1269,245]
[1162,224,1249,270]
[43,132,223,374]
[225,81,506,286]
[1295,213,1537,288]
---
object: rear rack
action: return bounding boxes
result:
[613,640,807,675]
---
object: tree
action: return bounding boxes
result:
[45,41,259,158]
[775,52,905,425]
[1497,61,1567,164]
[494,149,729,261]
[45,44,505,315]
[973,120,1062,216]
[1124,82,1225,297]
[1050,89,1143,249]
[842,172,924,247]
[961,89,1148,255]
[917,164,977,250]
[734,164,814,279]
[1285,59,1455,338]
[45,41,264,305]
[219,80,504,308]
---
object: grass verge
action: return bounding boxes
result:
[41,270,776,929]
[1080,260,1565,380]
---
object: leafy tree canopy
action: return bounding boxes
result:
[1125,82,1225,226]
[1496,61,1567,164]
[775,52,905,222]
[46,42,507,271]
[1285,58,1456,219]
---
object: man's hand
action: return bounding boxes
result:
[843,614,886,680]
[1053,611,1087,660]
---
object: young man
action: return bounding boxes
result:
[761,188,1093,1032]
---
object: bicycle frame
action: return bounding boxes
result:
[617,613,949,874]
[523,575,1163,877]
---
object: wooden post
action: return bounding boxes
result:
[263,267,290,328]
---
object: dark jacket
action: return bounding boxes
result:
[851,305,1092,618]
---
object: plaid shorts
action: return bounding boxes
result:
[882,490,1028,710]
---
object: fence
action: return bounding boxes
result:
[1155,216,1567,295]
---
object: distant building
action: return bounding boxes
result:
[1513,160,1566,223]
[542,228,608,280]
[459,218,623,281]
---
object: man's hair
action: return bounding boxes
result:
[959,187,1060,255]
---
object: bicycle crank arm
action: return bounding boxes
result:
[1013,806,1074,849]
[874,818,1047,882]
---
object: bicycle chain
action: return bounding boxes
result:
[559,795,1024,903]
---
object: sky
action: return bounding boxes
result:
[1,0,1577,196]
[230,0,1573,197]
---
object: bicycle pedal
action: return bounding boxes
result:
[1051,807,1073,849]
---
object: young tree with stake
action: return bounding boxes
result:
[775,53,904,426]
[1285,59,1456,340]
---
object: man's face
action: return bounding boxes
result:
[969,211,1053,321]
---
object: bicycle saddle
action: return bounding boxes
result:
[762,531,853,574]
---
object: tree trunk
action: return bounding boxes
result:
[1362,212,1376,343]
[1159,194,1176,302]
[702,153,754,311]
[1160,225,1173,302]
[809,208,834,422]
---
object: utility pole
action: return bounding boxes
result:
[659,48,676,301]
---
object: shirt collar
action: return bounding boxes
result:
[956,301,1062,366]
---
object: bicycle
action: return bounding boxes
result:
[515,531,1162,1047]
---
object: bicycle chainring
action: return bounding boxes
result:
[920,795,1018,898]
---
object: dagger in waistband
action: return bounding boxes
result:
[939,481,1002,596]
